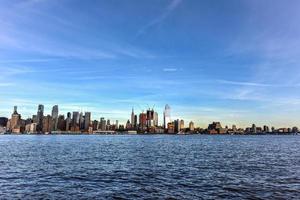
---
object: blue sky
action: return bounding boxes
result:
[1,0,300,128]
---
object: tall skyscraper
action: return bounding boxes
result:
[131,108,135,127]
[51,105,59,131]
[180,120,184,130]
[174,119,180,133]
[146,109,154,127]
[79,112,84,130]
[84,112,91,131]
[36,104,44,132]
[72,111,80,130]
[153,112,158,127]
[163,104,171,129]
[99,117,106,131]
[252,124,257,134]
[42,115,52,133]
[116,120,119,129]
[139,113,147,129]
[66,112,72,131]
[189,121,195,131]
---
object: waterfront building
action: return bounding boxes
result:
[99,117,106,131]
[174,119,180,133]
[32,115,37,123]
[131,108,135,127]
[292,127,299,133]
[252,124,257,134]
[167,122,175,133]
[115,120,119,129]
[189,121,195,131]
[92,120,98,130]
[0,117,8,127]
[163,104,171,129]
[79,112,85,130]
[180,120,184,130]
[36,104,44,132]
[126,119,131,129]
[42,115,52,133]
[72,112,80,130]
[51,105,59,131]
[9,106,22,133]
[57,115,66,131]
[84,112,91,131]
[232,125,237,132]
[66,112,72,131]
[153,112,158,127]
[146,109,154,127]
[263,125,270,133]
[208,122,226,134]
[139,113,147,129]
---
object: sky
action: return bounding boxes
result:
[1,0,300,128]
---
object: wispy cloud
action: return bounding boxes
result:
[163,68,178,72]
[136,0,183,36]
[217,79,273,87]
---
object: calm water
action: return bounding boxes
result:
[0,135,299,199]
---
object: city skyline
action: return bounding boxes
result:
[1,104,299,132]
[1,1,300,127]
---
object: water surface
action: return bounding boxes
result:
[0,135,299,199]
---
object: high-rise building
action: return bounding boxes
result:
[116,120,119,129]
[153,112,158,127]
[79,112,85,130]
[66,112,72,131]
[174,119,180,133]
[9,106,22,133]
[36,104,44,132]
[131,108,135,127]
[51,105,59,131]
[72,111,79,128]
[99,117,106,131]
[92,120,98,130]
[0,117,8,127]
[134,115,137,128]
[163,104,171,129]
[146,109,154,127]
[139,113,147,129]
[232,125,237,132]
[189,121,195,131]
[84,112,91,131]
[42,115,52,133]
[57,115,66,131]
[252,124,257,134]
[180,120,184,130]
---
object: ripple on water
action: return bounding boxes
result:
[0,135,300,199]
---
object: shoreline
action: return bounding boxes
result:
[1,133,299,136]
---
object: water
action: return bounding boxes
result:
[0,135,299,199]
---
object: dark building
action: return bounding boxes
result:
[0,117,8,127]
[36,104,44,132]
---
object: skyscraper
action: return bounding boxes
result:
[79,112,84,130]
[153,112,158,127]
[36,104,44,132]
[163,104,171,129]
[180,120,184,130]
[99,117,106,131]
[51,105,59,131]
[84,112,91,131]
[189,121,195,131]
[66,112,72,131]
[131,108,135,127]
[9,106,22,133]
[72,111,80,130]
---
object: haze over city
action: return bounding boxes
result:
[1,0,300,127]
